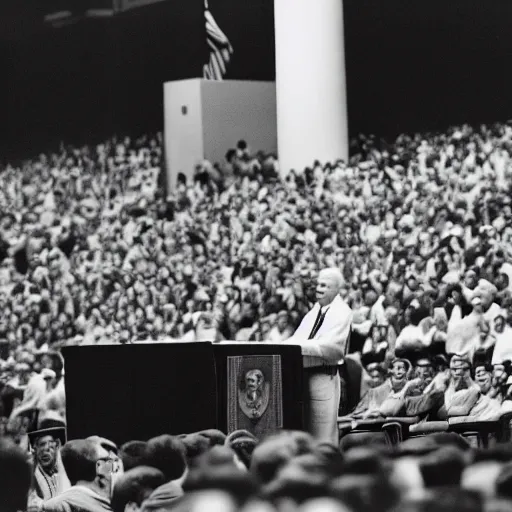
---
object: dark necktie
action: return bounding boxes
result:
[308,307,329,339]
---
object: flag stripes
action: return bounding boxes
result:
[203,1,234,80]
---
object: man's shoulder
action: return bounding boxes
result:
[44,486,110,511]
[332,295,353,315]
[43,488,73,511]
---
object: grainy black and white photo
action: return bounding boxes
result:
[2,0,512,511]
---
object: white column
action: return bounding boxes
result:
[274,0,348,177]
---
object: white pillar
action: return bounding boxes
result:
[274,0,348,177]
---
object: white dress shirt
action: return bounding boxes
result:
[281,295,353,368]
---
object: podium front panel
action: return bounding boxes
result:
[213,344,304,437]
[63,343,217,445]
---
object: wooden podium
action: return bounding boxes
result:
[62,342,304,444]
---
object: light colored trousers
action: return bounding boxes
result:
[307,372,341,445]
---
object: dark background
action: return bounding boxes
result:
[2,0,512,162]
[1,0,207,162]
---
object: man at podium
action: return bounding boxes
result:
[279,268,353,444]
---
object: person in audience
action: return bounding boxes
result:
[27,419,69,503]
[438,355,502,421]
[139,435,187,509]
[43,437,121,512]
[111,466,166,512]
[0,437,33,512]
[350,358,413,418]
[119,441,148,473]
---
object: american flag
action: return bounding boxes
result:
[203,0,234,81]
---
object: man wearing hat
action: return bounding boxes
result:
[28,418,69,503]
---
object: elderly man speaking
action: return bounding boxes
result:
[280,268,353,443]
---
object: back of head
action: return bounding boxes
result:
[485,499,512,512]
[419,447,466,488]
[61,439,99,485]
[287,453,330,476]
[261,468,329,506]
[183,465,258,505]
[389,457,424,497]
[181,434,211,465]
[86,436,118,455]
[197,445,238,469]
[473,445,512,464]
[397,437,440,458]
[119,440,148,471]
[429,433,472,453]
[393,488,482,512]
[0,437,32,512]
[495,463,512,500]
[288,430,316,455]
[340,447,391,477]
[177,490,237,512]
[111,466,166,512]
[225,431,258,470]
[339,432,389,452]
[143,434,187,482]
[197,429,227,447]
[299,498,353,512]
[313,442,344,476]
[262,430,315,456]
[250,438,295,485]
[330,473,399,512]
[462,461,503,499]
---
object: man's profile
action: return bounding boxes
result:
[238,369,270,421]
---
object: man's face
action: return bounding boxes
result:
[95,445,123,497]
[261,323,271,339]
[475,367,492,393]
[465,271,478,289]
[315,272,339,306]
[450,360,471,387]
[495,316,505,334]
[391,362,408,382]
[368,368,385,388]
[35,435,58,470]
[277,315,288,330]
[479,290,494,310]
[415,363,434,383]
[246,373,260,392]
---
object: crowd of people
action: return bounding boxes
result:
[1,120,512,509]
[5,421,512,512]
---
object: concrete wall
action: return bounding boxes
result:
[200,80,277,169]
[164,79,276,192]
[163,79,204,191]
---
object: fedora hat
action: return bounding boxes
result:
[28,418,66,447]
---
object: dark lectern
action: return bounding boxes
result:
[62,343,217,445]
[63,342,304,444]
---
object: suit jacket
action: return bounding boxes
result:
[282,295,353,368]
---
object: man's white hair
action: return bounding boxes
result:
[318,268,344,290]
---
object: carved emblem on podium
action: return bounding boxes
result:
[238,369,270,421]
[227,355,283,436]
